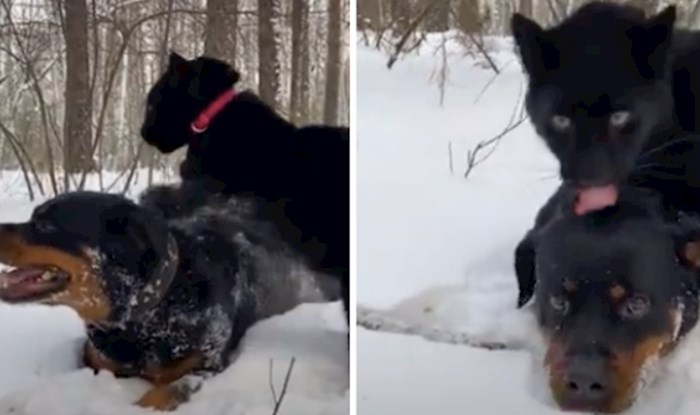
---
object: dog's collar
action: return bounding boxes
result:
[190,89,237,134]
[127,232,180,318]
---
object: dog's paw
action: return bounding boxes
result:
[135,385,189,412]
[135,375,204,412]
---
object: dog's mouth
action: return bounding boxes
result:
[0,266,70,302]
[574,184,619,215]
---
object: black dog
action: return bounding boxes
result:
[140,53,349,322]
[515,187,700,413]
[0,190,339,411]
[511,2,700,215]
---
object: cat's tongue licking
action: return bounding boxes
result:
[574,185,619,215]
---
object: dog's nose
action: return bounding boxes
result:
[561,356,610,409]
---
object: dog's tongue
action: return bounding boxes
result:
[574,185,619,215]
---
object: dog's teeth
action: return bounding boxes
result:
[41,271,52,281]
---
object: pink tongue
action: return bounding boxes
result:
[574,185,619,215]
[0,268,42,281]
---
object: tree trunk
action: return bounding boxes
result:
[456,0,481,34]
[324,0,342,125]
[290,0,309,124]
[424,0,450,32]
[390,0,411,34]
[258,0,280,110]
[63,0,94,174]
[205,0,238,64]
[519,0,533,18]
[358,0,380,31]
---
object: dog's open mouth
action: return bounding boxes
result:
[574,185,619,215]
[0,266,70,302]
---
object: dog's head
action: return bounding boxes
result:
[518,202,700,412]
[140,52,241,153]
[511,3,676,211]
[0,191,179,323]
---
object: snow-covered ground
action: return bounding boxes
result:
[356,35,700,414]
[0,170,348,415]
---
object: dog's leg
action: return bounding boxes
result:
[135,353,208,412]
[83,339,122,375]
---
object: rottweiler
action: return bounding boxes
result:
[511,2,700,214]
[0,190,339,411]
[139,52,350,323]
[515,186,700,412]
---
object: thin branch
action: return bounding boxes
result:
[268,360,278,404]
[464,82,528,178]
[387,0,448,69]
[269,357,296,415]
[0,0,59,195]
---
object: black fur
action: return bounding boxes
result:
[0,189,339,399]
[522,189,700,412]
[510,2,700,189]
[140,53,349,323]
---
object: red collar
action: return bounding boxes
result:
[190,89,237,134]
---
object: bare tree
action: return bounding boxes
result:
[0,0,350,199]
[324,0,342,125]
[258,0,281,109]
[205,0,238,63]
[62,0,94,176]
[423,0,450,31]
[289,0,310,123]
[519,0,533,18]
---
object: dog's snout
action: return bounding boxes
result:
[561,355,610,410]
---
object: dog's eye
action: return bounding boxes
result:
[609,111,632,128]
[620,294,650,319]
[550,295,570,314]
[550,115,572,132]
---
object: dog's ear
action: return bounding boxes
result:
[672,213,700,269]
[511,13,557,79]
[682,240,700,269]
[514,230,537,308]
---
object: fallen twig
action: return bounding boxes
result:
[269,357,296,415]
[357,305,514,351]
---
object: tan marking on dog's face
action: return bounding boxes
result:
[0,230,110,322]
[563,277,578,293]
[609,284,627,301]
[543,310,679,413]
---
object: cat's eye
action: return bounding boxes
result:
[609,111,632,129]
[550,115,572,132]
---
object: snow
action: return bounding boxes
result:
[0,170,348,415]
[356,35,700,414]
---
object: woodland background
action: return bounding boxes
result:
[0,0,349,197]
